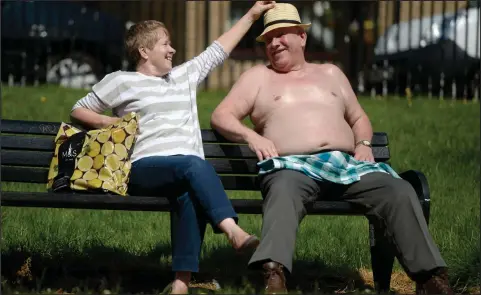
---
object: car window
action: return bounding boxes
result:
[467,0,479,9]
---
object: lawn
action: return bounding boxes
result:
[1,85,479,294]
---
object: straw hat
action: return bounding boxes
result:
[256,3,311,42]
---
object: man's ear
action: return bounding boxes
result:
[300,31,307,48]
[138,47,148,60]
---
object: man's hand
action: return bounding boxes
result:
[248,1,276,21]
[247,133,279,161]
[354,145,375,162]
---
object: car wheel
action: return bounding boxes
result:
[46,53,100,89]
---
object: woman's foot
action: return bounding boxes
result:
[170,280,188,294]
[229,231,260,252]
[218,218,260,252]
[169,271,191,294]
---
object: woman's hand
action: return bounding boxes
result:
[248,1,276,21]
[215,1,275,54]
[71,107,120,129]
[101,115,121,127]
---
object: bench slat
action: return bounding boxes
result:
[0,119,388,146]
[202,130,389,146]
[2,151,261,174]
[1,148,390,172]
[1,145,390,167]
[0,135,259,158]
[1,120,62,135]
[2,151,54,167]
[1,135,390,161]
[1,167,259,190]
[374,146,390,161]
[2,166,47,183]
[203,144,257,159]
[1,191,366,215]
[204,144,390,160]
[1,135,55,151]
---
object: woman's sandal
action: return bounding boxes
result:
[236,234,260,254]
[161,280,220,294]
[161,282,174,294]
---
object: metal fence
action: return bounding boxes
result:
[1,0,187,89]
[363,0,480,100]
[2,0,479,100]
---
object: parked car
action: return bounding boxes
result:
[1,0,130,89]
[365,2,480,98]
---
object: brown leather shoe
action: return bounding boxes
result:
[416,268,454,295]
[263,261,287,294]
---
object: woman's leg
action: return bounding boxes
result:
[170,192,207,294]
[129,155,259,249]
[129,158,207,294]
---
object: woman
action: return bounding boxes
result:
[70,2,276,293]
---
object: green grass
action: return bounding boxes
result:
[1,85,479,294]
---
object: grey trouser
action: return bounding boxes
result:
[248,170,446,278]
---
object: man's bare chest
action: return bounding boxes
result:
[253,77,344,117]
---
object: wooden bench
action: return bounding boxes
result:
[1,119,431,293]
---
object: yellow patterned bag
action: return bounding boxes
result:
[47,112,139,196]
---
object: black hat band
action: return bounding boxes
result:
[264,19,301,29]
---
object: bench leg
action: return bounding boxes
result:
[369,217,395,294]
[170,209,179,254]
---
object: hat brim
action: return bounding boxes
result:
[256,23,311,42]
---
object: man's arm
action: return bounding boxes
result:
[211,66,261,143]
[326,64,374,161]
[211,65,278,160]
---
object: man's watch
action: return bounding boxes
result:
[356,140,372,148]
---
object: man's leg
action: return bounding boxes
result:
[248,170,320,292]
[335,172,451,294]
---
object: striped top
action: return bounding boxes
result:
[72,41,228,163]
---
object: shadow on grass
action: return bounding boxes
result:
[1,243,373,294]
[450,248,481,292]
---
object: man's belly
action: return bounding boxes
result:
[260,110,355,156]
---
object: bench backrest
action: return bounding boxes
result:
[1,119,391,191]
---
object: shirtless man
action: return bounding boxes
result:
[211,3,453,295]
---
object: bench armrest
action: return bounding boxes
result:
[399,169,431,223]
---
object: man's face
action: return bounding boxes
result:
[263,26,306,70]
[142,28,176,76]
